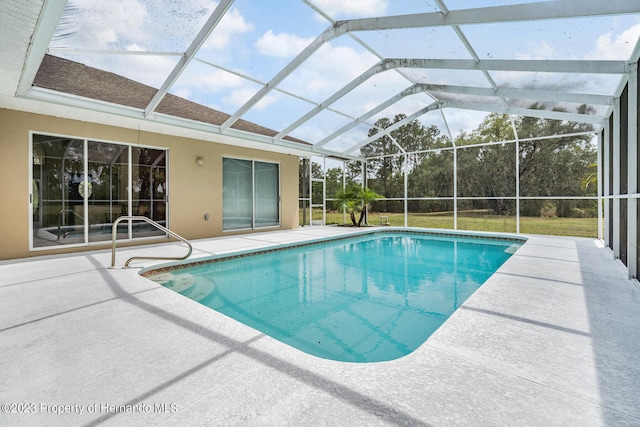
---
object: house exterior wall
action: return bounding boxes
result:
[0,108,300,260]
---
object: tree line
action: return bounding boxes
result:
[302,105,598,218]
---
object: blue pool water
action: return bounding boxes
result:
[146,231,522,363]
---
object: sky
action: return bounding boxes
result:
[48,0,640,154]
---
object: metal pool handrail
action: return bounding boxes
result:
[111,216,192,268]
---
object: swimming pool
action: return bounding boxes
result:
[145,230,524,363]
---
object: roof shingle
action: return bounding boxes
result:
[33,54,309,145]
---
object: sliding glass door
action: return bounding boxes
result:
[223,158,280,231]
[131,147,167,238]
[31,133,168,249]
[32,135,85,247]
[87,140,129,243]
[254,161,279,227]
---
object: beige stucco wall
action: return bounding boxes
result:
[0,108,299,260]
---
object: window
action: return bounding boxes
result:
[223,158,280,231]
[31,133,168,249]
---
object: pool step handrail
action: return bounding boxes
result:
[110,216,192,268]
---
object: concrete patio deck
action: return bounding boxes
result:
[1,227,639,426]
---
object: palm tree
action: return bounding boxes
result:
[333,186,383,227]
[357,187,383,226]
[333,188,361,226]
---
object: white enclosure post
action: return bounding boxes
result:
[511,117,521,234]
[441,109,458,231]
[404,153,408,228]
[597,131,603,241]
[342,161,346,224]
[604,118,611,247]
[453,146,458,230]
[627,66,638,278]
[613,97,621,259]
[308,159,313,226]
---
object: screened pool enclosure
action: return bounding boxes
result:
[299,123,600,237]
[1,0,639,276]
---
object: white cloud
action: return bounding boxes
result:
[517,40,555,60]
[171,65,244,104]
[311,0,389,18]
[587,23,640,60]
[171,66,281,112]
[255,30,314,58]
[203,8,254,50]
[171,87,193,100]
[224,89,279,111]
[254,93,280,111]
[186,69,247,93]
[223,87,257,107]
[122,55,178,88]
[125,44,144,52]
[282,43,379,101]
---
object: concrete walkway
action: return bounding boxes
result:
[1,228,639,426]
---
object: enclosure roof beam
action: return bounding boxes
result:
[144,0,235,118]
[343,102,441,155]
[220,22,347,132]
[341,0,640,33]
[386,58,629,74]
[47,49,182,57]
[221,0,639,135]
[274,59,442,146]
[422,83,614,106]
[433,0,509,111]
[274,59,429,144]
[313,80,610,151]
[441,101,604,124]
[273,60,395,142]
[275,57,621,145]
[16,0,68,96]
[314,84,432,149]
[632,36,640,64]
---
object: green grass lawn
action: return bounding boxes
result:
[309,210,598,238]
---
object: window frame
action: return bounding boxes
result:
[222,156,281,232]
[29,131,170,251]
